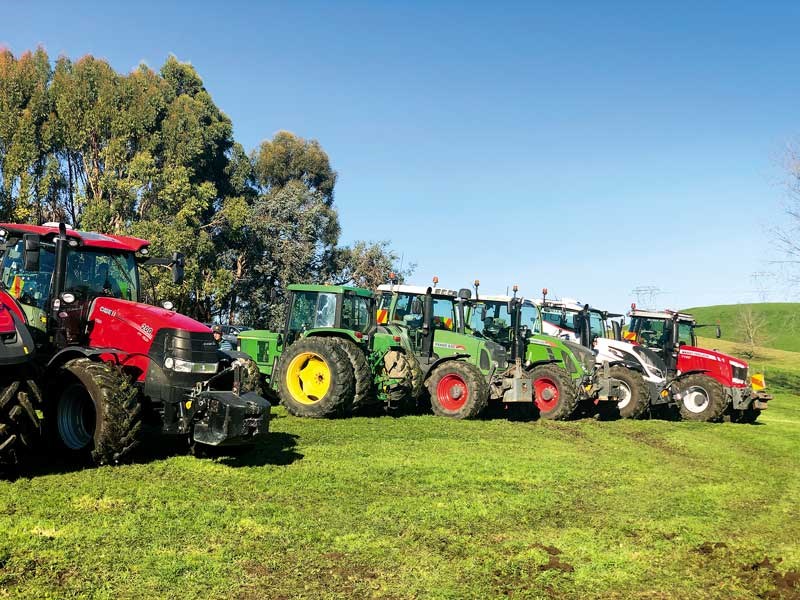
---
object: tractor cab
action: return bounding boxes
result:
[626,308,712,368]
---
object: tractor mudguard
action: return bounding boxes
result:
[423,353,471,375]
[191,390,270,446]
[527,358,561,369]
[607,359,644,374]
[45,345,123,369]
[667,369,709,388]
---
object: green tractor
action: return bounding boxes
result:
[463,282,623,420]
[376,279,537,419]
[238,284,416,417]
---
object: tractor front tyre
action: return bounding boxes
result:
[382,350,420,412]
[675,374,727,422]
[237,357,265,397]
[531,364,579,421]
[277,338,355,418]
[328,338,374,410]
[730,405,761,424]
[50,358,141,465]
[426,360,488,419]
[0,374,42,470]
[610,366,650,419]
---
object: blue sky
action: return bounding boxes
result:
[2,1,798,313]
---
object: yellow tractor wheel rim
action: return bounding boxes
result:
[286,351,332,405]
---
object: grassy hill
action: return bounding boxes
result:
[683,303,800,353]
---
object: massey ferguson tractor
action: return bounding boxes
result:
[625,306,770,422]
[535,291,671,419]
[0,298,41,472]
[0,222,271,465]
[237,283,417,418]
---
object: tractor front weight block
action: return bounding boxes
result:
[192,391,271,447]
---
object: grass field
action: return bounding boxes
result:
[684,303,800,353]
[2,392,799,599]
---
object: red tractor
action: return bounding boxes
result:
[0,222,270,466]
[0,299,41,471]
[626,306,770,422]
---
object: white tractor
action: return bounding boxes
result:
[534,290,671,418]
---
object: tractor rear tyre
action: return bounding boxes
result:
[675,374,727,422]
[426,360,488,419]
[531,364,579,421]
[49,358,141,465]
[277,338,355,418]
[328,338,374,410]
[382,350,420,412]
[0,373,42,470]
[610,365,650,419]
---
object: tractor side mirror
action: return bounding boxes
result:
[411,298,422,315]
[171,252,185,285]
[458,288,471,300]
[716,325,722,339]
[611,321,622,341]
[23,234,41,272]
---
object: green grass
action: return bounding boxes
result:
[684,303,800,353]
[2,395,799,599]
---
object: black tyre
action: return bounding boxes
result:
[49,358,141,465]
[675,374,727,422]
[531,363,579,421]
[382,349,419,412]
[328,338,375,409]
[610,365,650,419]
[238,356,265,397]
[731,406,761,424]
[277,338,355,418]
[0,372,42,468]
[426,360,488,419]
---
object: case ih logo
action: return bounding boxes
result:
[139,323,154,339]
[99,306,116,317]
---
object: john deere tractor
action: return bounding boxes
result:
[463,284,622,420]
[238,284,416,418]
[376,279,542,419]
[0,222,271,466]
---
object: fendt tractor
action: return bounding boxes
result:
[0,222,270,466]
[376,278,510,419]
[0,299,41,470]
[464,283,623,420]
[535,291,671,419]
[625,306,770,422]
[238,284,417,418]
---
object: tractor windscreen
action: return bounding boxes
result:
[541,307,604,339]
[469,301,540,345]
[64,248,139,301]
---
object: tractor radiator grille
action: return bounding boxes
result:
[731,364,748,384]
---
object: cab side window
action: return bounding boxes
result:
[1,239,54,309]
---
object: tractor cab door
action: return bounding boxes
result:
[0,237,54,344]
[283,290,340,345]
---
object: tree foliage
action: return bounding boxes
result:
[0,48,410,324]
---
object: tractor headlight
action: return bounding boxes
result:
[164,357,218,373]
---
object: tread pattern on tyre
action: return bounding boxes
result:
[277,337,355,418]
[676,373,727,422]
[238,356,265,397]
[609,365,650,419]
[0,370,42,467]
[58,358,141,465]
[531,363,579,421]
[382,349,419,411]
[327,337,374,409]
[426,360,488,419]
